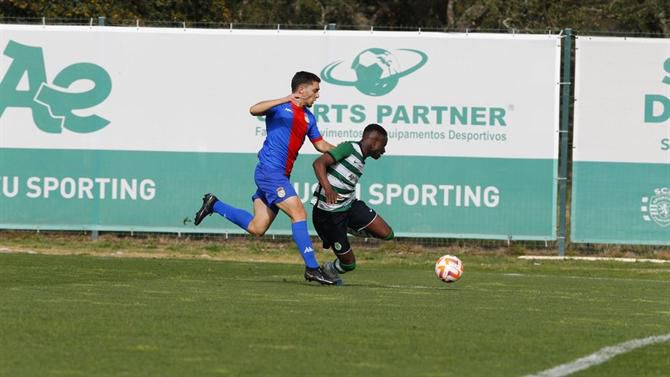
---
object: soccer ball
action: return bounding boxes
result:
[435,255,464,283]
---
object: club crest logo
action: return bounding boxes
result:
[321,48,428,97]
[276,187,286,198]
[641,187,670,227]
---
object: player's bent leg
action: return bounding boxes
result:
[322,259,345,286]
[322,249,353,286]
[363,215,394,240]
[275,196,307,222]
[195,193,255,230]
[334,249,356,272]
[313,206,347,285]
[253,168,332,285]
[276,197,333,283]
[246,198,277,236]
[211,199,254,230]
[347,201,393,240]
[322,248,354,285]
[194,193,218,226]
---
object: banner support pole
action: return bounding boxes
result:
[558,28,573,256]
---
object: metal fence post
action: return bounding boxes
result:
[558,28,573,256]
[90,15,106,242]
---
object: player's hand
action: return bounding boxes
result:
[324,187,338,204]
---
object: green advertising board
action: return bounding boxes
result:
[572,37,670,245]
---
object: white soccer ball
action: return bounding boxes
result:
[435,255,464,283]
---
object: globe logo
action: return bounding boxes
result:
[321,48,428,96]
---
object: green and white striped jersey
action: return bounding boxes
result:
[314,141,365,212]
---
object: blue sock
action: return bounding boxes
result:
[212,200,253,231]
[291,220,319,269]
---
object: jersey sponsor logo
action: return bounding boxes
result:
[641,187,670,227]
[0,40,112,134]
[321,48,428,96]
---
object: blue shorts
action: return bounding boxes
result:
[251,164,297,212]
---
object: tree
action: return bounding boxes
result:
[0,0,668,35]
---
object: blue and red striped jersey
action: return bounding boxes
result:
[257,101,323,176]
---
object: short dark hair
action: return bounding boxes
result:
[363,123,387,137]
[291,71,321,92]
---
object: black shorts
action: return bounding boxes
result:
[312,200,377,254]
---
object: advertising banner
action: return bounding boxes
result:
[572,36,670,244]
[0,25,560,238]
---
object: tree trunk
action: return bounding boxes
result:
[447,0,455,29]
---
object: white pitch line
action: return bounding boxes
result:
[498,272,670,284]
[378,284,443,290]
[523,333,670,377]
[519,255,670,264]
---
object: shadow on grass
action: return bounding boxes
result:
[246,277,458,290]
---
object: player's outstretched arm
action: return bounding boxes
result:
[249,94,295,116]
[313,153,338,204]
[312,139,335,153]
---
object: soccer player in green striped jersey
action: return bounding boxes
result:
[312,123,394,285]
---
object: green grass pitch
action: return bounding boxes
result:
[1,252,669,376]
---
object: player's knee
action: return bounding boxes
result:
[290,210,307,223]
[383,229,394,241]
[248,228,265,237]
[247,223,267,237]
[280,197,307,222]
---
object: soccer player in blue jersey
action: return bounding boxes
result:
[194,71,337,285]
